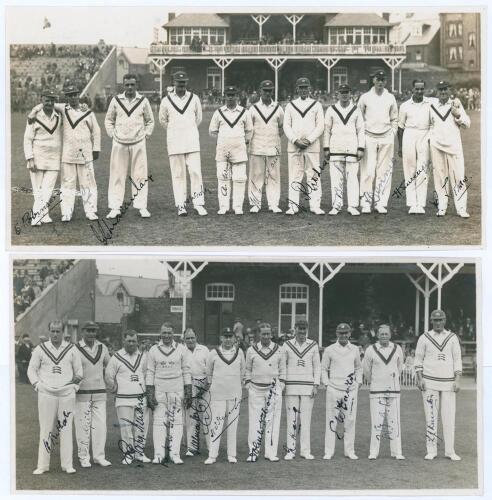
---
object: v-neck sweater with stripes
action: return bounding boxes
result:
[75,340,110,402]
[207,346,245,401]
[245,342,286,389]
[362,342,403,398]
[284,338,321,396]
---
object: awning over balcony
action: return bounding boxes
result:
[325,13,391,27]
[163,13,230,28]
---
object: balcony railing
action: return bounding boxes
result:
[149,43,406,57]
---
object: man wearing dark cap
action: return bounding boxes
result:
[323,84,365,216]
[357,70,398,214]
[209,85,253,215]
[23,89,62,225]
[283,318,321,460]
[283,77,325,215]
[429,81,471,218]
[321,323,362,460]
[414,309,463,460]
[159,71,207,216]
[247,80,285,213]
[74,321,111,467]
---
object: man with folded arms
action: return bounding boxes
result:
[245,322,286,462]
[74,321,111,468]
[28,319,83,475]
[321,323,362,460]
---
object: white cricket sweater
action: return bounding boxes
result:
[358,87,398,138]
[145,341,192,395]
[159,91,202,155]
[321,341,362,391]
[362,342,403,398]
[207,346,245,401]
[323,102,365,161]
[414,329,462,391]
[245,341,286,390]
[28,340,83,397]
[104,92,154,145]
[23,110,62,170]
[209,105,253,163]
[429,98,470,155]
[105,348,147,407]
[75,340,110,402]
[283,97,324,153]
[248,100,284,156]
[283,338,321,396]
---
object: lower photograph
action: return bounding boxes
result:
[11,257,481,494]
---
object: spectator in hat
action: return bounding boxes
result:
[16,334,33,383]
[159,70,207,217]
[23,88,62,226]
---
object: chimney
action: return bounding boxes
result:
[168,12,175,22]
[382,13,390,22]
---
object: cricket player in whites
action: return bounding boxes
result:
[362,324,405,460]
[323,84,365,216]
[414,309,463,461]
[209,85,253,215]
[247,80,284,213]
[429,81,471,218]
[283,319,321,460]
[205,328,245,464]
[397,79,432,214]
[245,322,286,462]
[23,89,62,225]
[27,319,83,474]
[146,322,192,464]
[183,328,210,456]
[74,321,111,468]
[104,74,154,219]
[321,323,362,460]
[159,71,207,216]
[283,77,325,215]
[105,330,151,464]
[357,70,398,214]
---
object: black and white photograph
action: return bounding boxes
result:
[12,257,480,493]
[7,6,484,247]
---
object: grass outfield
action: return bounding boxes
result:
[10,110,481,247]
[15,381,478,491]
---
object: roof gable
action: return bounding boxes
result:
[164,13,230,28]
[325,13,391,27]
[96,274,169,298]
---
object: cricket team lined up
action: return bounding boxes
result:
[23,70,472,226]
[27,310,463,475]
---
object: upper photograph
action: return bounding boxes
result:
[7,7,483,248]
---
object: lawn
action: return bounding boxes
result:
[9,109,482,247]
[14,381,479,492]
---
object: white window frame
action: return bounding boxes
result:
[278,283,309,335]
[206,283,235,302]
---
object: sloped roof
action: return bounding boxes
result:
[119,47,149,65]
[402,21,440,46]
[164,14,230,28]
[325,13,391,27]
[95,296,123,323]
[96,274,168,298]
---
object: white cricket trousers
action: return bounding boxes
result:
[74,399,107,462]
[169,152,205,208]
[248,154,281,209]
[208,399,241,459]
[116,404,150,461]
[284,395,314,456]
[153,391,183,459]
[402,129,430,208]
[369,395,402,457]
[216,161,246,211]
[60,162,98,216]
[108,140,148,210]
[248,385,283,458]
[36,392,75,470]
[29,170,58,224]
[430,146,467,213]
[325,386,358,456]
[359,134,394,209]
[184,377,210,453]
[329,160,359,209]
[287,152,322,210]
[423,389,456,455]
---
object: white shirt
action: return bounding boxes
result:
[248,100,284,156]
[186,343,209,379]
[358,87,398,138]
[283,97,324,153]
[398,97,433,131]
[321,341,362,391]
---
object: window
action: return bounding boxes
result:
[447,22,462,38]
[416,50,422,62]
[206,283,235,301]
[184,27,192,45]
[458,45,463,61]
[207,66,221,89]
[448,46,457,62]
[333,66,348,88]
[279,284,309,335]
[468,32,476,48]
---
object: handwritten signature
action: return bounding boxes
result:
[361,162,393,206]
[329,372,356,440]
[119,393,148,464]
[43,410,72,453]
[431,175,471,208]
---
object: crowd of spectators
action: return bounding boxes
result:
[13,260,75,320]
